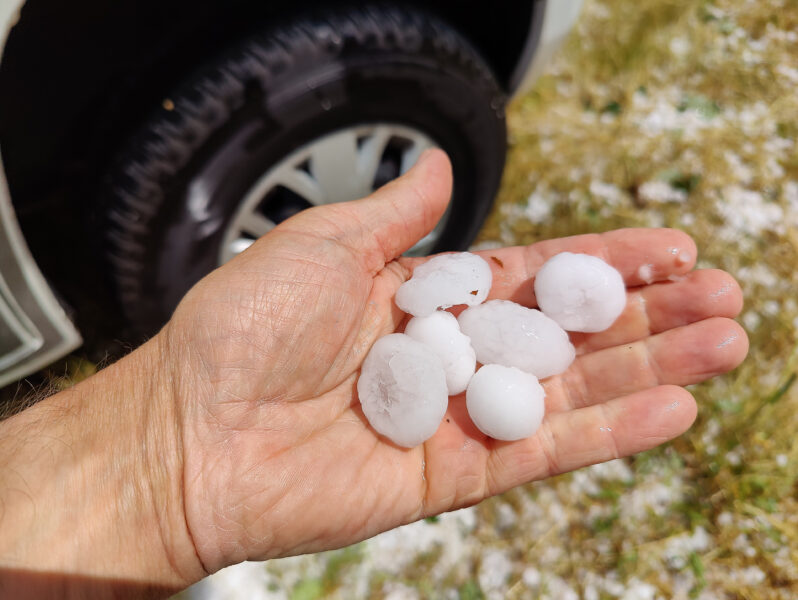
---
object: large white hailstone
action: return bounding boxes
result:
[357,333,448,447]
[404,311,476,395]
[395,252,492,317]
[458,300,575,379]
[534,252,626,333]
[466,364,546,441]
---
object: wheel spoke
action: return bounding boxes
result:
[275,167,326,206]
[229,238,256,255]
[239,211,275,238]
[356,125,393,192]
[400,134,435,174]
[309,129,361,203]
[408,231,437,256]
[220,124,443,267]
[406,202,451,256]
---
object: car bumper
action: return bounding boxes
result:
[0,1,82,389]
[509,0,584,97]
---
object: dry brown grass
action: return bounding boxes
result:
[470,0,798,597]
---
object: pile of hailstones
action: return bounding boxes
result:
[357,252,627,447]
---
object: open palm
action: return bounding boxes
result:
[163,150,747,574]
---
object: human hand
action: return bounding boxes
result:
[160,149,748,576]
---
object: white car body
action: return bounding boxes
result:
[0,1,82,388]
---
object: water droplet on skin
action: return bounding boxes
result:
[716,333,738,349]
[666,401,680,411]
[599,426,613,432]
[709,281,733,298]
[675,250,692,266]
[638,264,654,284]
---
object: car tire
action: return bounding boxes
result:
[103,3,507,337]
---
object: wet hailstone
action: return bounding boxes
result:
[395,252,492,317]
[534,252,626,333]
[466,364,545,441]
[404,311,476,395]
[458,300,575,379]
[360,251,628,446]
[357,334,448,448]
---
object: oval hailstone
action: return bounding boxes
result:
[395,252,492,317]
[466,364,545,441]
[404,311,476,395]
[534,252,626,333]
[357,333,448,447]
[458,300,575,379]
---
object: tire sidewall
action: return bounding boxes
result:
[107,12,507,334]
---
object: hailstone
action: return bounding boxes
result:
[404,311,476,395]
[534,252,626,333]
[357,333,448,447]
[395,252,492,317]
[458,300,575,379]
[466,364,545,441]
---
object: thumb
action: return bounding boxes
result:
[289,148,453,270]
[350,148,453,264]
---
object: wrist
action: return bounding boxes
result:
[0,334,205,598]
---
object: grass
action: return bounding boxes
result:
[0,355,97,420]
[470,0,798,597]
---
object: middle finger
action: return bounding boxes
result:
[543,317,748,414]
[569,268,743,354]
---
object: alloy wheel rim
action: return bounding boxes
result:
[218,123,448,264]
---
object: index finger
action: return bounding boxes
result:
[402,228,696,308]
[490,228,696,306]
